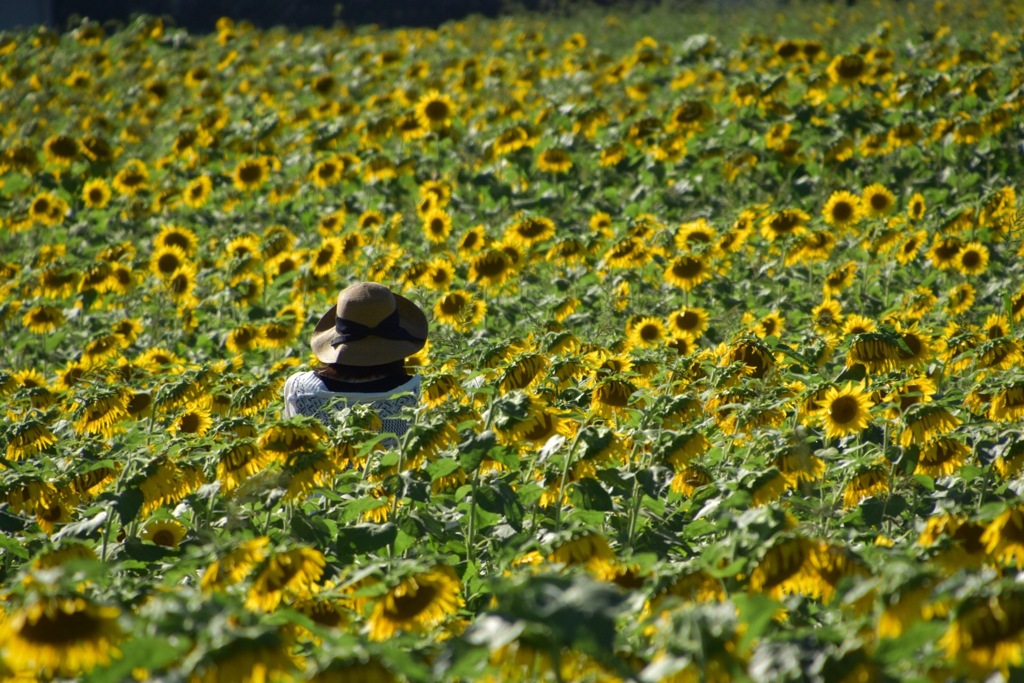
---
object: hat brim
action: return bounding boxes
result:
[310,292,428,366]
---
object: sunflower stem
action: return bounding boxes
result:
[466,468,480,565]
[553,431,582,534]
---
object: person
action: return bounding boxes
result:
[282,281,428,437]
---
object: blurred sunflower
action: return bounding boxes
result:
[81,178,111,209]
[141,519,188,548]
[415,90,456,132]
[368,566,463,641]
[536,148,572,174]
[112,159,149,196]
[0,596,123,679]
[247,547,326,612]
[422,209,452,244]
[232,157,269,192]
[822,190,863,231]
[861,184,895,218]
[954,241,989,276]
[665,255,712,291]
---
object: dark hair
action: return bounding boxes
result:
[314,360,408,381]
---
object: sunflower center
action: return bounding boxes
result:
[639,324,661,341]
[157,253,182,274]
[20,608,104,644]
[829,395,861,424]
[516,219,549,238]
[474,254,507,277]
[151,529,178,547]
[961,250,981,268]
[387,584,438,620]
[423,100,450,121]
[178,413,202,433]
[238,164,264,183]
[672,257,704,279]
[127,393,152,415]
[901,333,923,357]
[120,171,145,187]
[439,294,467,316]
[836,56,865,79]
[831,202,854,222]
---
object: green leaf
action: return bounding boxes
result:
[427,457,462,481]
[912,474,935,492]
[733,593,781,650]
[568,478,613,512]
[0,533,29,559]
[458,430,497,473]
[335,523,397,558]
[115,488,144,526]
[84,635,191,683]
[53,509,108,541]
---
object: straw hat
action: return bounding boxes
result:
[310,282,428,366]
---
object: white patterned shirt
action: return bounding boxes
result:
[282,371,421,436]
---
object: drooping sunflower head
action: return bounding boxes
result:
[368,565,463,641]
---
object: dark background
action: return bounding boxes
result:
[3,0,657,33]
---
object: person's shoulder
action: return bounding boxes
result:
[283,370,327,396]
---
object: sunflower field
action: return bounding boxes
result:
[2,0,1024,680]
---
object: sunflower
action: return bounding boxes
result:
[368,566,463,641]
[6,417,57,461]
[915,437,971,477]
[21,305,64,334]
[816,382,872,440]
[43,133,82,166]
[112,159,149,196]
[232,157,269,192]
[201,537,271,592]
[141,519,188,548]
[667,306,709,339]
[310,158,342,188]
[664,255,712,291]
[828,54,867,85]
[991,384,1024,422]
[674,218,716,252]
[468,249,512,288]
[166,264,197,304]
[182,175,212,209]
[0,596,123,678]
[940,590,1024,678]
[149,244,190,280]
[899,403,960,447]
[907,192,926,221]
[626,317,667,349]
[928,236,962,270]
[750,311,785,339]
[421,209,452,244]
[73,388,130,438]
[861,184,896,218]
[536,148,572,174]
[247,547,326,612]
[749,535,820,599]
[822,190,863,231]
[760,208,808,241]
[415,90,456,132]
[433,290,486,332]
[505,216,556,248]
[154,223,199,257]
[955,241,989,276]
[29,192,64,226]
[81,178,111,209]
[169,403,213,437]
